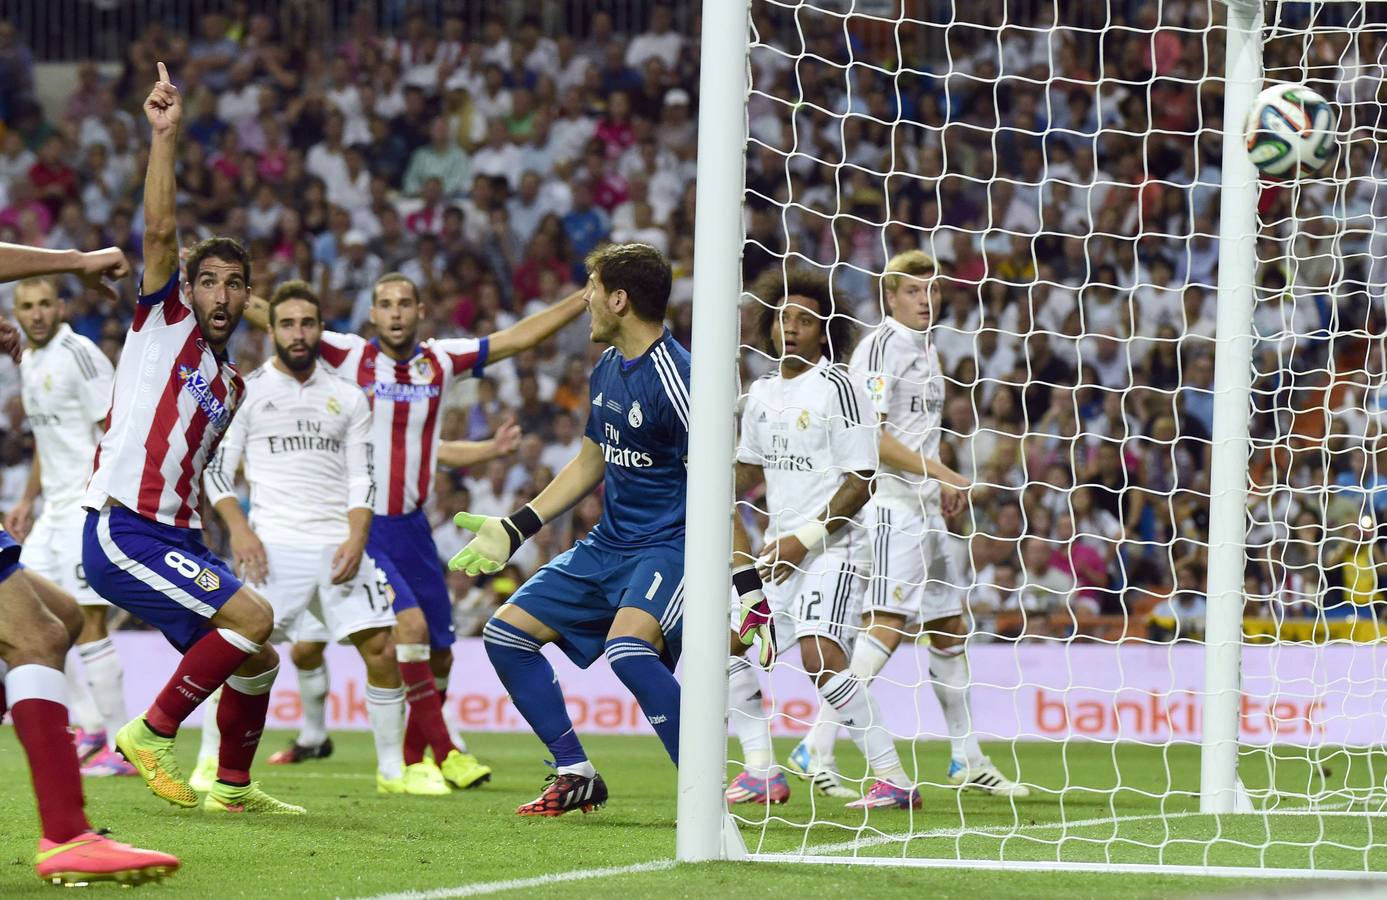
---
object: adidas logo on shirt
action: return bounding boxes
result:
[593,392,603,406]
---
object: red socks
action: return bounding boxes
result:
[146,630,256,736]
[216,675,275,785]
[8,665,91,843]
[400,660,455,765]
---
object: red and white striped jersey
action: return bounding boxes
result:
[317,331,488,517]
[83,273,246,529]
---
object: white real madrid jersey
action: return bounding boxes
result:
[20,324,113,525]
[736,358,877,556]
[850,317,945,515]
[204,360,375,545]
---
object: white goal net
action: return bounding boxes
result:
[706,0,1387,876]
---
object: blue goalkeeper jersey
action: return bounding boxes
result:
[583,329,690,551]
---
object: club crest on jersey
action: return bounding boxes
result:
[178,365,231,429]
[194,567,221,592]
[42,374,53,392]
[796,409,810,430]
[628,400,643,428]
[326,396,341,415]
[413,356,436,381]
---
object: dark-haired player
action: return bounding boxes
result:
[724,267,919,810]
[449,243,691,815]
[198,281,410,794]
[242,265,585,793]
[0,240,179,884]
[80,63,302,815]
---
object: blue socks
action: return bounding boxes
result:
[482,619,587,768]
[604,637,680,765]
[484,620,681,768]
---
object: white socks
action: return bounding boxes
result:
[296,664,329,747]
[76,638,127,744]
[805,634,892,762]
[199,687,222,761]
[62,647,102,736]
[366,683,405,780]
[727,656,773,778]
[817,670,909,788]
[930,644,984,765]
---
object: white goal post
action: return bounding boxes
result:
[677,0,1387,876]
[1200,0,1261,816]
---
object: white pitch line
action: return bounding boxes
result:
[347,860,675,900]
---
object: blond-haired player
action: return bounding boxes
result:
[789,250,1028,798]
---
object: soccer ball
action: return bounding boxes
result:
[1244,82,1337,178]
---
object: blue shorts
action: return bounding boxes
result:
[369,508,454,650]
[510,537,684,669]
[0,526,21,584]
[82,506,242,652]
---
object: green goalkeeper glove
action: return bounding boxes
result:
[448,505,544,576]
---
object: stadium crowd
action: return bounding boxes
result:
[1,1,1383,642]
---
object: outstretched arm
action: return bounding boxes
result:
[486,286,587,362]
[448,438,606,575]
[141,62,182,296]
[0,243,129,288]
[437,420,521,468]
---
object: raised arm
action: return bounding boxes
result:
[447,438,606,576]
[486,286,587,362]
[437,420,521,469]
[141,62,182,296]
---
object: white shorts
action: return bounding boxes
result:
[733,551,865,654]
[865,506,962,625]
[253,543,395,644]
[24,516,104,606]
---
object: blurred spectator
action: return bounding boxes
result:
[404,117,471,197]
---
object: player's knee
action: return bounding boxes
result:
[54,600,83,646]
[394,608,427,645]
[927,616,965,648]
[236,643,280,677]
[3,615,69,669]
[290,641,325,670]
[800,637,846,681]
[227,591,274,643]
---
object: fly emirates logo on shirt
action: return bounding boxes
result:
[601,422,652,468]
[267,419,343,454]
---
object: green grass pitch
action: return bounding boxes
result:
[2,728,1378,897]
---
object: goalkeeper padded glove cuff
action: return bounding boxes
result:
[734,564,777,669]
[732,565,763,598]
[500,504,544,556]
